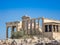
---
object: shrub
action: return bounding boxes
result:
[11,29,24,39]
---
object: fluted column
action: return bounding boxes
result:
[22,20,25,31]
[26,20,28,35]
[22,20,24,30]
[16,24,18,31]
[22,20,25,35]
[25,20,27,30]
[24,20,27,34]
[30,19,32,35]
[34,19,36,35]
[36,19,40,34]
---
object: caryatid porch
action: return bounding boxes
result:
[44,22,60,32]
[43,18,60,40]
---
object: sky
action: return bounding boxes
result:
[0,0,60,40]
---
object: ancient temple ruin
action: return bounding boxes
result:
[6,16,60,40]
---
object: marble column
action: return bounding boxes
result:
[58,25,60,32]
[26,20,28,35]
[24,20,27,34]
[52,25,53,32]
[56,25,58,32]
[38,19,40,31]
[59,25,60,32]
[37,19,40,34]
[22,20,25,34]
[24,20,27,30]
[11,26,14,36]
[30,19,32,35]
[47,25,49,32]
[6,26,8,39]
[22,20,25,30]
[12,26,14,32]
[42,17,44,32]
[34,19,36,35]
[16,24,18,31]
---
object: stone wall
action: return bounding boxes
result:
[53,32,60,40]
[43,32,53,40]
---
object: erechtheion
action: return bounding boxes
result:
[6,16,60,40]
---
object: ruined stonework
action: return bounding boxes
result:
[6,16,60,40]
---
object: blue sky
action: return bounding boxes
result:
[0,0,60,40]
